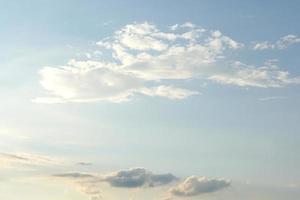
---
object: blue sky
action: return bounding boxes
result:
[0,1,300,200]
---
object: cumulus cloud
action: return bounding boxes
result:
[35,59,198,103]
[253,34,300,50]
[116,22,169,51]
[169,176,231,197]
[34,22,239,103]
[36,61,144,103]
[35,22,300,103]
[102,167,177,188]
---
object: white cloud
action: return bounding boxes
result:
[208,61,300,88]
[37,61,143,103]
[169,176,231,197]
[253,34,300,50]
[35,59,199,103]
[139,85,200,100]
[35,22,300,103]
[180,22,197,29]
[115,22,169,51]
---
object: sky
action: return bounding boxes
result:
[0,0,300,200]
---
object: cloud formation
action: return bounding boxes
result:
[208,60,300,88]
[53,168,177,200]
[35,22,300,103]
[52,168,233,200]
[169,176,231,197]
[103,167,177,187]
[253,34,300,50]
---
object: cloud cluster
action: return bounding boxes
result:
[53,168,177,200]
[35,22,300,103]
[253,34,300,50]
[52,168,233,200]
[2,151,233,200]
[169,176,231,197]
[0,152,232,199]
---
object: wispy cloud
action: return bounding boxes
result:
[253,34,300,50]
[77,162,93,166]
[0,152,63,167]
[259,96,288,101]
[208,61,300,88]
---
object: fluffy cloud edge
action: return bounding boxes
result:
[253,34,300,50]
[34,22,300,103]
[169,176,231,197]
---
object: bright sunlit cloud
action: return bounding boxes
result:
[34,22,300,103]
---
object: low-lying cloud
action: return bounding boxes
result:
[53,168,178,200]
[52,168,233,200]
[102,167,177,187]
[169,176,231,197]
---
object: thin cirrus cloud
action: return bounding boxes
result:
[0,152,62,167]
[34,22,300,103]
[253,34,300,50]
[259,96,288,101]
[77,161,93,166]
